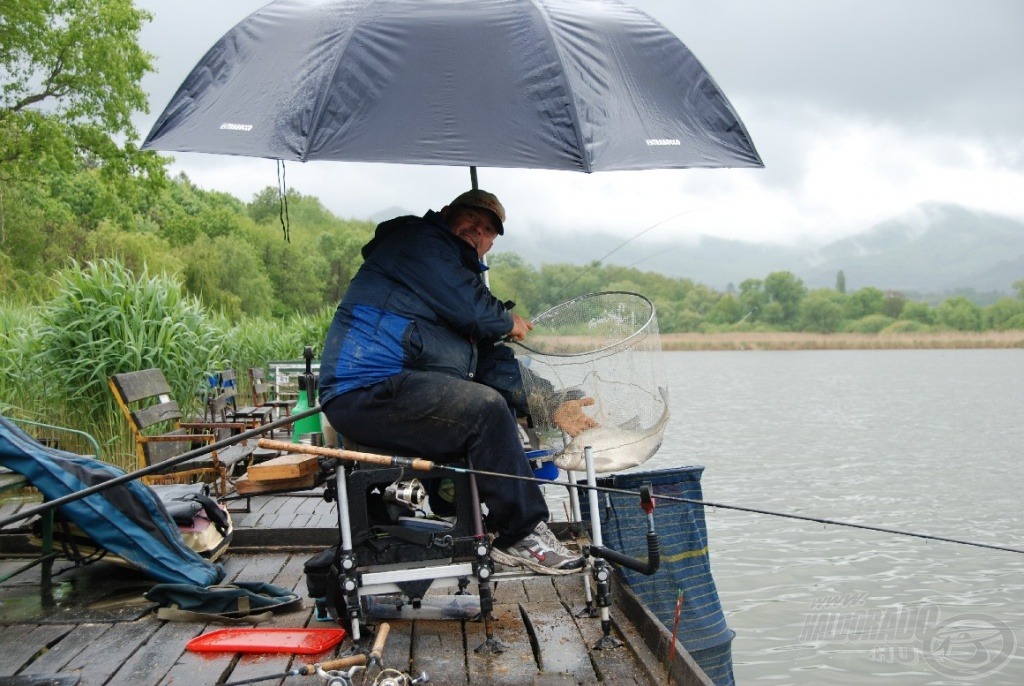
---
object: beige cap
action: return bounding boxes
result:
[449,189,505,234]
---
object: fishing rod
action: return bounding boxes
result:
[0,405,324,530]
[267,440,1024,557]
[535,208,707,305]
[220,622,390,686]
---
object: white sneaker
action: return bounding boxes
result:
[490,521,585,575]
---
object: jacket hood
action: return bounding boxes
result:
[362,211,484,273]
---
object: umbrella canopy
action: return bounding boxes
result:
[143,0,761,172]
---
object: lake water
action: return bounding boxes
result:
[545,349,1024,685]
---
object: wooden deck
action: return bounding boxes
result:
[0,492,712,686]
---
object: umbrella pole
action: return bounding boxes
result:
[470,165,478,190]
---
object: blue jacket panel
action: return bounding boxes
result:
[320,211,514,405]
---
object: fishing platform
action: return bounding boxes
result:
[0,490,713,686]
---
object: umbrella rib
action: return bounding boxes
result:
[526,0,592,173]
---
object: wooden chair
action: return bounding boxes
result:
[219,369,274,429]
[249,367,297,431]
[109,369,257,496]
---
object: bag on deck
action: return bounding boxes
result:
[0,415,223,586]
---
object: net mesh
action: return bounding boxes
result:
[512,292,669,473]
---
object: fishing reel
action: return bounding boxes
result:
[383,478,426,511]
[374,670,429,686]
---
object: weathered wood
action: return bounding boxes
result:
[0,625,64,675]
[131,402,183,433]
[553,576,653,686]
[411,619,468,683]
[465,604,538,685]
[0,500,713,686]
[248,455,320,482]
[109,370,172,405]
[47,621,160,686]
[104,620,203,686]
[519,599,597,683]
[3,624,92,675]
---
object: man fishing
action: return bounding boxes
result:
[319,189,593,574]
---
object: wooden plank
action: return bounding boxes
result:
[235,473,317,495]
[519,599,597,683]
[50,621,160,686]
[0,625,57,675]
[104,619,204,686]
[376,618,414,675]
[110,370,171,404]
[465,604,538,685]
[552,576,652,686]
[248,454,319,482]
[220,555,319,686]
[23,626,112,679]
[411,619,468,684]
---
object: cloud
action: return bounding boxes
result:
[135,0,1024,252]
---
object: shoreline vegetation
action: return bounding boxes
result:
[658,331,1024,351]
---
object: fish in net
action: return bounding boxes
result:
[511,292,669,473]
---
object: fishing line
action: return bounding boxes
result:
[545,208,707,303]
[425,463,1024,556]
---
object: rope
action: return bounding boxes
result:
[277,159,291,242]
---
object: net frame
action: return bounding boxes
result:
[512,291,669,473]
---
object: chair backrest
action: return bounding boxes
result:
[218,369,241,411]
[109,369,186,467]
[249,367,270,405]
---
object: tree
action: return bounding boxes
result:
[763,271,807,326]
[845,287,886,320]
[900,301,935,325]
[738,278,765,322]
[936,296,983,331]
[984,298,1024,331]
[835,270,846,294]
[882,290,907,319]
[705,294,742,325]
[800,289,844,333]
[0,0,163,183]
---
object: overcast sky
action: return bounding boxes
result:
[134,0,1024,249]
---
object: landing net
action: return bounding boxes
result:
[512,292,669,473]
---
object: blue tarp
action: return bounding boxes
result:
[0,415,223,586]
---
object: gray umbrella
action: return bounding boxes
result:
[143,0,761,173]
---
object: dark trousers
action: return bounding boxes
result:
[322,370,548,547]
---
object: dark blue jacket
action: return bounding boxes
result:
[319,211,514,406]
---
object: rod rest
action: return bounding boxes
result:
[587,530,660,576]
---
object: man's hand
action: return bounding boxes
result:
[508,314,533,341]
[553,397,598,437]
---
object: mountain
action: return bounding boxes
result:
[493,203,1024,296]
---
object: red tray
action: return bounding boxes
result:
[187,628,347,654]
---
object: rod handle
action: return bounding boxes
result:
[301,653,366,674]
[257,439,435,472]
[370,622,391,663]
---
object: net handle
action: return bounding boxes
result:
[513,291,656,358]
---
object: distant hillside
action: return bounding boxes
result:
[494,203,1024,297]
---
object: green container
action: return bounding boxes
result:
[291,375,321,442]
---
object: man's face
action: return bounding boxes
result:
[445,205,500,258]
